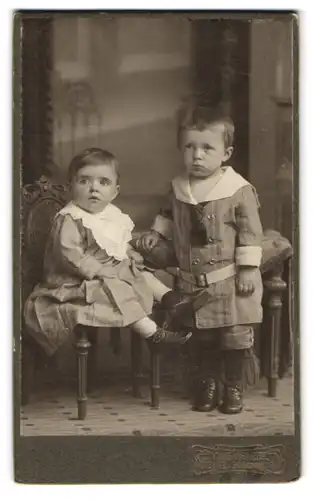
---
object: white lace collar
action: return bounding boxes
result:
[58,202,134,261]
[172,166,250,205]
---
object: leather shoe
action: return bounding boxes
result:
[161,290,208,322]
[192,378,218,412]
[220,385,243,414]
[147,325,192,347]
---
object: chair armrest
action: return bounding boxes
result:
[261,229,293,274]
[131,229,293,275]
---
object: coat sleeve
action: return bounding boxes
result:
[58,215,105,280]
[151,188,174,239]
[234,185,263,267]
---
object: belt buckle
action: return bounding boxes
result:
[196,272,208,288]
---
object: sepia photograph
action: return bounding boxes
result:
[14,10,298,483]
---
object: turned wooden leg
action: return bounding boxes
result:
[131,332,143,398]
[75,326,91,420]
[21,337,36,406]
[109,327,122,356]
[263,264,287,397]
[179,342,192,399]
[193,340,203,382]
[279,258,293,378]
[150,345,161,409]
[87,328,98,393]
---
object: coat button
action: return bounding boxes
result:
[207,214,215,220]
[208,259,216,264]
[208,237,214,243]
[192,258,200,265]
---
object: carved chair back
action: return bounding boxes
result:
[21,178,68,302]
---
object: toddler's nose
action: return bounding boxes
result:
[89,180,99,191]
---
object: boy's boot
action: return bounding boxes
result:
[192,350,220,412]
[220,349,245,414]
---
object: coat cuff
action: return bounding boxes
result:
[151,215,173,239]
[235,246,262,267]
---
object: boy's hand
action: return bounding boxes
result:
[236,267,257,296]
[127,247,144,265]
[137,230,161,252]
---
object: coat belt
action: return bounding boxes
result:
[166,263,237,288]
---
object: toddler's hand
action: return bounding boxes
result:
[137,231,160,252]
[236,267,257,296]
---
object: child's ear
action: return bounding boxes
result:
[110,184,120,202]
[223,146,234,163]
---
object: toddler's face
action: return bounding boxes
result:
[181,125,233,178]
[71,163,119,213]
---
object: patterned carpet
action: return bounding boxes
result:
[20,375,294,437]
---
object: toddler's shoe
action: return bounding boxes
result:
[148,325,192,346]
[161,290,208,322]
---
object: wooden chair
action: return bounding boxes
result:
[21,178,145,420]
[140,231,294,409]
[82,232,293,411]
[21,178,293,416]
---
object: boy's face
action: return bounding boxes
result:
[181,124,233,178]
[71,163,119,213]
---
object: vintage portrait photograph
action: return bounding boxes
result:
[14,10,299,483]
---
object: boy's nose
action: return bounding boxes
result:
[193,147,202,159]
[89,181,99,191]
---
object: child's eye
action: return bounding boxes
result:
[203,144,211,151]
[185,143,193,149]
[78,179,88,185]
[99,179,110,185]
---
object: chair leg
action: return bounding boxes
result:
[75,326,91,420]
[131,332,143,398]
[21,337,36,406]
[87,328,98,393]
[263,264,287,397]
[150,345,161,409]
[279,258,293,378]
[109,327,122,356]
[175,341,194,401]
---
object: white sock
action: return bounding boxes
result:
[131,317,157,339]
[141,271,171,302]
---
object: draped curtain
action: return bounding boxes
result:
[21,16,53,185]
[191,19,250,178]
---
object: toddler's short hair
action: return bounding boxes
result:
[177,100,235,149]
[68,148,120,184]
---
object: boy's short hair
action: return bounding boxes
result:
[177,100,235,149]
[68,148,120,184]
